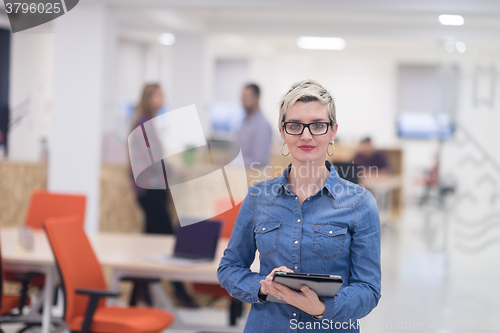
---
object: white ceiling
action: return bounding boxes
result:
[112,0,500,14]
[114,0,500,43]
[2,0,499,43]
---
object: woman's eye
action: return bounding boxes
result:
[289,123,301,130]
[312,123,325,130]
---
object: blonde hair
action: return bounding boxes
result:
[131,83,162,129]
[278,79,336,128]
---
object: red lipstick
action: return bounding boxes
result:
[298,145,315,151]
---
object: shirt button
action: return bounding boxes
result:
[297,219,301,223]
[294,265,298,270]
[262,227,266,231]
[329,230,333,234]
[293,313,297,317]
[294,240,298,244]
[295,197,298,200]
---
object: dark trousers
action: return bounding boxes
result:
[137,189,174,234]
[136,189,192,304]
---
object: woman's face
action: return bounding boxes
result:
[279,101,338,165]
[150,88,164,112]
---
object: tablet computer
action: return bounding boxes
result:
[266,272,343,304]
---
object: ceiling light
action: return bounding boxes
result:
[439,15,464,26]
[455,41,466,53]
[297,36,346,50]
[158,33,175,46]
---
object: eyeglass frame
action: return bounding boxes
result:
[281,120,334,136]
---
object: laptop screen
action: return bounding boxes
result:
[173,220,222,260]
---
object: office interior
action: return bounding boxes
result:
[0,0,500,332]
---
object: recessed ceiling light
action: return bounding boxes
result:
[158,33,175,46]
[439,15,464,26]
[456,41,466,53]
[297,36,346,50]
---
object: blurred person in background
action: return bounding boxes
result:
[129,83,197,307]
[237,83,273,168]
[130,83,174,234]
[353,137,391,177]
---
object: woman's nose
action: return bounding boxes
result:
[300,126,314,140]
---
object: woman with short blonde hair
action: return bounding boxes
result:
[218,79,381,332]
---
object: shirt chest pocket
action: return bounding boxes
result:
[312,223,348,259]
[254,221,282,256]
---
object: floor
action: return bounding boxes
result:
[3,204,499,333]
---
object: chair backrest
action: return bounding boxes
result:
[25,191,86,229]
[211,199,242,239]
[43,216,106,323]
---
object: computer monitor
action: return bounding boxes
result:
[173,220,222,260]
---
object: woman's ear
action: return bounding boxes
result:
[279,126,286,143]
[331,123,338,141]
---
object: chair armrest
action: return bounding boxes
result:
[76,288,121,298]
[75,289,121,333]
[120,276,161,284]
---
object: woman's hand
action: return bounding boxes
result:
[260,270,326,317]
[258,266,294,296]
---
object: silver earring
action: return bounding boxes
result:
[281,142,290,157]
[327,141,335,156]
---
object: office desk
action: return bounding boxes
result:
[361,175,402,225]
[94,233,233,283]
[1,228,259,332]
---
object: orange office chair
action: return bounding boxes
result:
[5,191,86,297]
[216,200,242,239]
[43,216,174,333]
[192,199,243,325]
[25,191,86,229]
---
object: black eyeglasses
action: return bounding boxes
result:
[281,121,333,136]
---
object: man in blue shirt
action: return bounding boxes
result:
[237,83,273,168]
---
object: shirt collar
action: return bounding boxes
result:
[244,109,261,120]
[276,160,340,199]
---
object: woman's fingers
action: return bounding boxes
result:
[259,280,269,294]
[300,285,316,299]
[262,282,323,316]
[278,266,295,273]
[265,281,294,301]
[266,266,294,281]
[271,266,294,275]
[260,280,276,297]
[283,266,295,272]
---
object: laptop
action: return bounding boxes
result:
[146,219,222,266]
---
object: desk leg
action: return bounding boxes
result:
[42,267,55,333]
[151,283,177,314]
[108,270,121,306]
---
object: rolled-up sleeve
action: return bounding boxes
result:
[217,187,266,304]
[321,190,382,323]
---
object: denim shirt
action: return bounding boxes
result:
[217,160,381,332]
